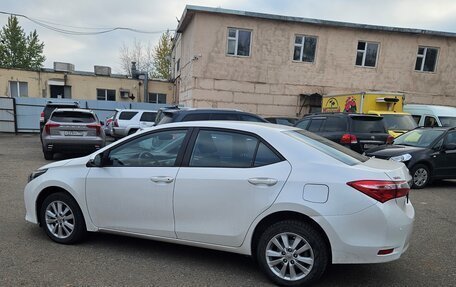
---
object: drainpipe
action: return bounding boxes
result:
[131,61,148,102]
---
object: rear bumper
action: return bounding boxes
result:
[42,137,105,153]
[112,127,128,138]
[315,199,414,264]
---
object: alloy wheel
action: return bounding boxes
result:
[413,168,428,187]
[45,201,75,239]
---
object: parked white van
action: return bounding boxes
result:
[404,104,456,127]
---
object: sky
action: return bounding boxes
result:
[1,0,456,74]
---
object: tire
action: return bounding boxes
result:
[256,220,329,286]
[411,164,431,189]
[39,192,87,244]
[43,151,53,160]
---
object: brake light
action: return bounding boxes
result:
[87,124,101,136]
[44,123,60,134]
[340,134,358,144]
[40,112,45,123]
[114,119,119,127]
[347,180,410,203]
[386,135,394,144]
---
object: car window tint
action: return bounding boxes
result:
[350,117,385,133]
[119,111,138,120]
[439,117,456,127]
[411,115,421,124]
[254,142,282,167]
[446,132,456,144]
[140,112,157,122]
[189,130,258,168]
[295,119,310,129]
[393,129,445,147]
[210,113,239,120]
[51,111,95,123]
[240,114,265,122]
[308,119,324,132]
[424,116,438,127]
[108,130,187,167]
[322,117,346,132]
[182,113,211,121]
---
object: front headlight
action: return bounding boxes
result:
[389,154,412,162]
[28,169,48,182]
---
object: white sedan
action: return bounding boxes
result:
[24,121,414,286]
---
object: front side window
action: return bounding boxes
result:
[97,89,116,101]
[356,41,379,67]
[439,116,456,127]
[308,119,325,132]
[9,81,28,97]
[415,46,438,72]
[293,35,317,62]
[424,116,438,127]
[227,28,251,56]
[296,119,310,130]
[108,129,187,167]
[146,93,167,104]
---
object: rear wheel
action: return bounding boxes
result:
[43,151,53,160]
[256,220,328,286]
[411,164,431,189]
[39,192,87,244]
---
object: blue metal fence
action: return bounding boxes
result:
[13,97,167,133]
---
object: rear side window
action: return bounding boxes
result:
[210,113,239,120]
[140,112,157,122]
[254,142,282,167]
[182,113,211,121]
[295,119,310,129]
[119,111,138,120]
[350,117,386,133]
[51,111,95,123]
[308,119,324,132]
[322,117,346,132]
[411,115,421,124]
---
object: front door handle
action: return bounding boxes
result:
[150,176,174,183]
[248,177,278,186]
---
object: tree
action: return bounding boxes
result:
[0,15,45,70]
[119,31,172,79]
[152,30,172,79]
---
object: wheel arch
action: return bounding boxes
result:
[411,160,434,176]
[250,211,332,262]
[36,186,81,226]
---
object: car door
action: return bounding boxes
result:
[434,131,456,177]
[85,128,190,237]
[139,111,157,129]
[173,128,292,247]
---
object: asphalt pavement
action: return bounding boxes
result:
[1,133,455,286]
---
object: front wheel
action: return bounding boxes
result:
[411,164,431,189]
[39,192,87,244]
[256,220,329,286]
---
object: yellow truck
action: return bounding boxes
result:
[322,92,417,137]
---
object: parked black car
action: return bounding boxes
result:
[40,101,80,132]
[365,127,456,189]
[154,107,268,125]
[265,117,298,126]
[295,113,391,153]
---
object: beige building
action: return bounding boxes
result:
[0,63,174,104]
[172,5,456,117]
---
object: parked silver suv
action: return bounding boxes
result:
[111,109,157,138]
[41,108,105,160]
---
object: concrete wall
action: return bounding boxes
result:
[0,68,175,104]
[175,12,456,116]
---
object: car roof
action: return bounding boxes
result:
[414,126,455,131]
[368,111,411,115]
[52,108,94,113]
[45,101,79,107]
[405,104,456,115]
[164,108,243,114]
[302,112,382,118]
[118,109,157,113]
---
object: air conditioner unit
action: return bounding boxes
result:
[120,89,130,98]
[94,65,111,76]
[53,62,75,72]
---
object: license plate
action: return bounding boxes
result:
[363,144,378,149]
[63,130,83,136]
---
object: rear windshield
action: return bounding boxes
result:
[382,114,417,131]
[285,129,369,165]
[119,111,138,120]
[350,116,386,133]
[51,111,95,123]
[439,116,456,127]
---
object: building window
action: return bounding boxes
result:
[97,89,116,101]
[176,59,180,72]
[227,28,251,57]
[415,46,438,72]
[293,35,317,62]
[356,41,379,67]
[146,93,167,104]
[9,81,28,97]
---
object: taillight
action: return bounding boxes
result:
[40,112,45,123]
[340,134,358,144]
[44,123,60,134]
[114,119,119,127]
[386,135,394,144]
[87,124,101,136]
[347,180,410,203]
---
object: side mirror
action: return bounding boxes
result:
[100,121,105,126]
[444,143,456,151]
[86,153,105,167]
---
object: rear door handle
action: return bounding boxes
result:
[150,176,174,183]
[248,177,278,186]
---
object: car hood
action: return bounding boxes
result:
[366,144,426,157]
[39,155,91,170]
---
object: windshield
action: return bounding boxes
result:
[393,129,445,147]
[439,116,456,127]
[382,114,417,131]
[285,130,369,165]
